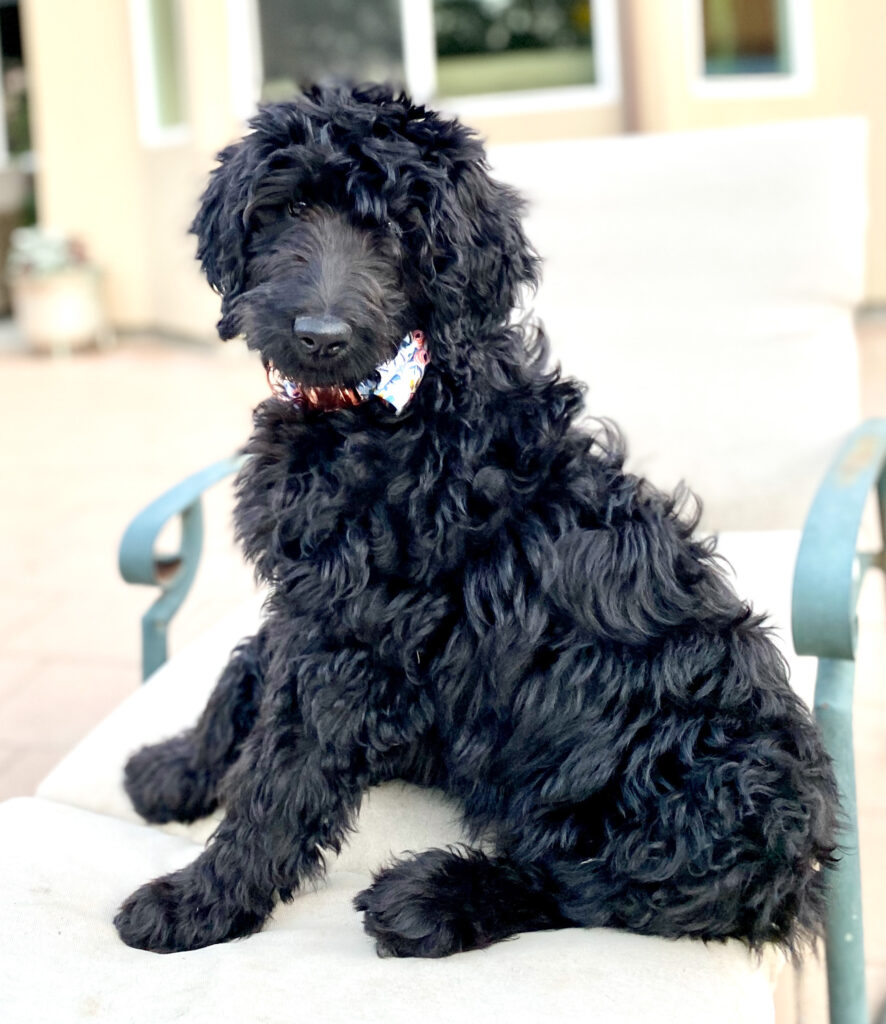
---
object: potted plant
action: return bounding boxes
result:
[6,227,109,354]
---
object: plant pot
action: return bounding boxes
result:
[10,265,107,353]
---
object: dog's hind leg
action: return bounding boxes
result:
[123,631,267,824]
[354,848,568,958]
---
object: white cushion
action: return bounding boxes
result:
[715,529,817,708]
[0,797,781,1023]
[489,118,867,532]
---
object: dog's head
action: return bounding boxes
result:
[191,84,538,396]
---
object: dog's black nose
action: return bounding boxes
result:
[293,315,352,359]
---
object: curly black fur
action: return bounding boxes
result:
[116,83,839,958]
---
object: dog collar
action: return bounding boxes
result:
[266,330,429,414]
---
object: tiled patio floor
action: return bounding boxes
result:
[0,335,266,796]
[2,317,886,1021]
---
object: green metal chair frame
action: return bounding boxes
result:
[792,417,886,1024]
[118,454,247,680]
[119,420,886,1024]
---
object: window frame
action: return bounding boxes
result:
[128,0,190,147]
[684,0,815,99]
[0,2,33,167]
[406,0,621,114]
[226,0,263,122]
[231,0,620,121]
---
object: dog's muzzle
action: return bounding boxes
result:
[266,330,429,413]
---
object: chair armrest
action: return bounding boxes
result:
[792,421,886,1024]
[119,454,247,680]
[792,418,886,661]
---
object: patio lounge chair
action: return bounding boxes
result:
[1,117,876,1024]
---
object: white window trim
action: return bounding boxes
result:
[684,0,815,99]
[227,0,263,122]
[128,0,190,147]
[409,0,620,116]
[399,0,436,103]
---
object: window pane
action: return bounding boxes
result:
[702,0,790,76]
[0,4,29,155]
[434,1,595,98]
[148,0,185,127]
[257,0,404,101]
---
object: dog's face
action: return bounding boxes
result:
[239,202,413,389]
[191,84,539,390]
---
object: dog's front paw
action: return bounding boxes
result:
[115,877,188,953]
[114,870,265,953]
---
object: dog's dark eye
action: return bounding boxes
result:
[287,200,307,217]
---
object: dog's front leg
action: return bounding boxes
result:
[114,715,365,954]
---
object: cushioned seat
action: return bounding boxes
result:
[1,797,781,1024]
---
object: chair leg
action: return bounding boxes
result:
[815,657,867,1024]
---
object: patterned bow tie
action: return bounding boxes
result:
[266,330,429,414]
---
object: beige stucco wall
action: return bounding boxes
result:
[463,102,623,145]
[141,146,221,338]
[21,0,152,327]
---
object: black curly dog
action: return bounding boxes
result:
[115,84,838,958]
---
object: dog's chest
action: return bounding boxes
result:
[240,417,501,587]
[239,405,593,664]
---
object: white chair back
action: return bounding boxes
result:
[490,118,868,531]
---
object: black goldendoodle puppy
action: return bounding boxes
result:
[115,84,838,958]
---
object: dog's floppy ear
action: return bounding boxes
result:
[433,156,540,321]
[190,139,260,340]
